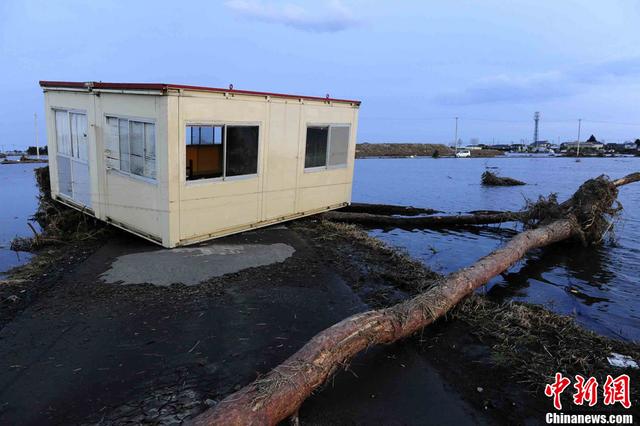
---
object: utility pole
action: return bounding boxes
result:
[34,112,40,159]
[533,111,540,148]
[576,118,582,158]
[454,116,459,153]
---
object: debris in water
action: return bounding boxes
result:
[481,171,526,186]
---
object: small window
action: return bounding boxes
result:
[305,127,328,168]
[304,125,350,169]
[106,116,156,180]
[186,124,258,181]
[226,126,259,177]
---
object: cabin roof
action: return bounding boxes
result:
[39,80,361,106]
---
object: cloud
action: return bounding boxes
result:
[435,56,640,106]
[225,0,359,33]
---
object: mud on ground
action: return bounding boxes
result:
[0,219,637,425]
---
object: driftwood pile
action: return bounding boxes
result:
[481,171,526,186]
[191,172,639,425]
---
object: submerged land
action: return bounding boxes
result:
[1,178,638,424]
[355,142,640,158]
[356,143,503,158]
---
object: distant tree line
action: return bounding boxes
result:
[26,146,48,155]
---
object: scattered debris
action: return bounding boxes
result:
[1,155,48,165]
[10,167,106,251]
[607,353,639,369]
[481,171,526,186]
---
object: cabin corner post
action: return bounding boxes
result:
[163,93,181,248]
[42,91,60,198]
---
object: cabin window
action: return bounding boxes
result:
[304,125,350,169]
[105,116,156,180]
[186,124,259,181]
[54,109,88,161]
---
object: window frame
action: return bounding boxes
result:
[303,123,351,173]
[184,121,261,185]
[104,114,157,184]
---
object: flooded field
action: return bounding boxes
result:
[1,157,638,342]
[353,156,640,341]
[0,160,41,276]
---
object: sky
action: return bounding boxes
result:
[1,0,640,150]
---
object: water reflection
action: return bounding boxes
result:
[0,162,40,276]
[355,157,640,341]
[488,242,615,305]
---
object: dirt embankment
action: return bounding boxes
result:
[356,143,504,158]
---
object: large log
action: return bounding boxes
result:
[323,210,524,228]
[338,202,440,216]
[191,173,638,426]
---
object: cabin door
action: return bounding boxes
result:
[54,110,92,208]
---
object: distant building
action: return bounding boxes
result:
[529,140,552,153]
[465,144,484,150]
[561,135,604,154]
[510,143,527,153]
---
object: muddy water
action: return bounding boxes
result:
[0,160,41,276]
[353,156,640,341]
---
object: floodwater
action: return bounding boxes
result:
[353,156,640,342]
[0,160,41,277]
[1,156,638,342]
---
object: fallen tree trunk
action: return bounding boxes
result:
[323,210,524,228]
[338,202,440,216]
[191,173,639,426]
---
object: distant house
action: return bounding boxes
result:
[510,143,527,153]
[562,135,604,154]
[604,143,623,153]
[529,140,552,153]
[465,144,484,150]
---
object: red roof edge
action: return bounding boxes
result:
[39,81,361,105]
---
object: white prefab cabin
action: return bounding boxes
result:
[40,81,360,248]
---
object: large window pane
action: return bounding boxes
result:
[305,127,328,168]
[226,126,259,177]
[129,121,144,176]
[213,126,223,144]
[70,113,88,161]
[144,123,156,179]
[118,119,130,173]
[328,126,349,167]
[186,125,223,180]
[55,110,71,156]
[105,117,120,170]
[200,126,214,145]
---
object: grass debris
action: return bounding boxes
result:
[10,166,107,252]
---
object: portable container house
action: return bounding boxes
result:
[40,81,360,248]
